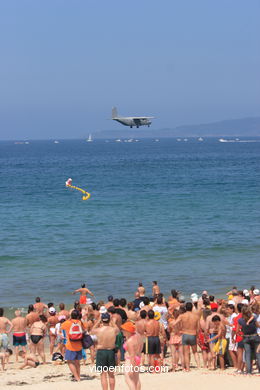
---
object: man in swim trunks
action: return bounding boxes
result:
[33,297,48,315]
[11,310,27,362]
[72,283,95,305]
[91,313,119,390]
[0,308,13,351]
[144,310,161,369]
[152,281,160,297]
[174,302,200,371]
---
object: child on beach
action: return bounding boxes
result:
[0,349,13,371]
[18,351,40,369]
[209,315,227,370]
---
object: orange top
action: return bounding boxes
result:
[61,319,85,351]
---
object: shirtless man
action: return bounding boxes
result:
[0,308,13,351]
[152,281,160,297]
[72,283,95,305]
[137,283,146,297]
[136,310,147,365]
[145,310,161,368]
[33,297,48,315]
[136,310,147,336]
[174,302,200,371]
[91,313,119,390]
[11,310,27,361]
[105,296,114,309]
[58,303,70,319]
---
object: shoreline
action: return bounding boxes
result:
[1,354,260,390]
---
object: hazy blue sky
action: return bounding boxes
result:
[0,0,259,139]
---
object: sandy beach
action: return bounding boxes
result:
[1,353,259,390]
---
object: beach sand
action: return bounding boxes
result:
[1,355,259,390]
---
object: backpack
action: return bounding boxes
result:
[69,321,83,341]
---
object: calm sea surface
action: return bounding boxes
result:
[0,138,260,308]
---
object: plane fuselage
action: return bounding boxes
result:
[113,117,152,128]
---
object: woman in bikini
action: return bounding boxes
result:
[30,315,47,363]
[121,321,143,390]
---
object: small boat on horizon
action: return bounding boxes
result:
[86,134,93,142]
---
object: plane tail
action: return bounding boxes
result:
[112,107,118,119]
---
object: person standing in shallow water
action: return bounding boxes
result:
[72,283,95,305]
[152,281,160,297]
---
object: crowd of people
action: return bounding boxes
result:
[0,282,260,389]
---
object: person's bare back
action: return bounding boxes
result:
[145,319,159,337]
[178,312,199,335]
[12,314,27,333]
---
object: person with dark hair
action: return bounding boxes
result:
[0,308,13,352]
[144,310,161,368]
[26,305,39,329]
[58,303,70,320]
[208,315,227,370]
[61,310,85,381]
[226,304,238,369]
[174,302,200,371]
[153,295,168,340]
[33,298,48,315]
[238,306,260,374]
[91,313,119,390]
[126,302,137,322]
[30,315,47,364]
[152,281,160,297]
[113,299,127,323]
[105,295,114,309]
[72,284,95,305]
[198,308,212,368]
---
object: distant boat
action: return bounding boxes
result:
[177,138,181,142]
[54,140,59,144]
[154,139,160,142]
[115,139,122,142]
[86,134,93,142]
[183,138,188,142]
[198,137,204,142]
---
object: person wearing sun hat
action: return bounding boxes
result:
[121,321,143,390]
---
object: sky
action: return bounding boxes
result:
[0,0,259,140]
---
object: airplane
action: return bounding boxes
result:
[112,107,154,128]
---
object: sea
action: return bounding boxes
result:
[0,138,260,309]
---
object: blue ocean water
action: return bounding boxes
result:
[0,138,260,307]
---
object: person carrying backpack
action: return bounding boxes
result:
[61,310,85,382]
